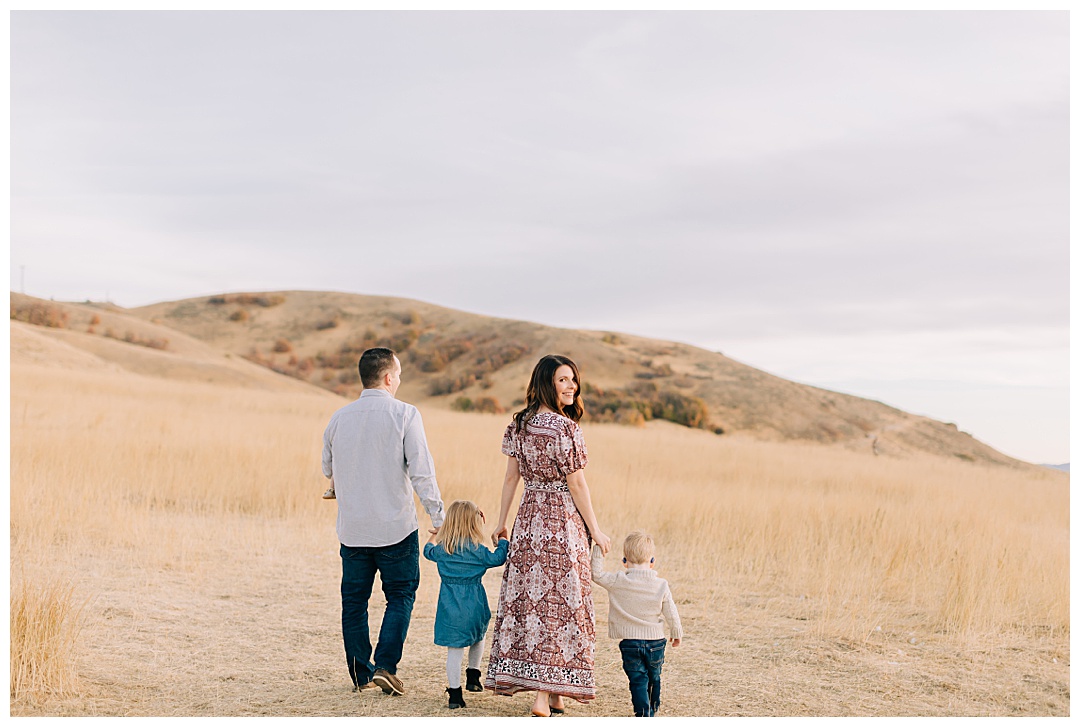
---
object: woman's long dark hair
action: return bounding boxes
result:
[512,354,583,431]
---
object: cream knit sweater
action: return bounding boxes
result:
[590,545,683,641]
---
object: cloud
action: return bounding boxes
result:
[9,10,1069,461]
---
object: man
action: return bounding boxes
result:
[322,347,445,696]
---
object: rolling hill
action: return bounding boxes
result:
[11,290,1025,467]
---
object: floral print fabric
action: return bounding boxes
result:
[485,412,596,700]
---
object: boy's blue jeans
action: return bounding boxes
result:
[340,530,420,688]
[619,638,666,717]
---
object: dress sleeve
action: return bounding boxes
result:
[555,420,588,476]
[501,422,517,457]
[423,542,441,563]
[485,538,510,567]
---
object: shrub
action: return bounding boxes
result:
[601,333,623,345]
[273,338,293,354]
[474,397,505,414]
[582,381,711,430]
[473,341,531,374]
[411,335,476,371]
[231,293,285,307]
[315,318,339,331]
[10,302,68,329]
[230,309,250,322]
[429,374,478,396]
[103,329,170,351]
[210,293,285,308]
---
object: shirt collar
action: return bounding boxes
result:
[359,389,393,400]
[625,569,657,579]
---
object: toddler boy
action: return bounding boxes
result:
[591,531,682,717]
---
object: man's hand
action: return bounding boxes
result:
[670,638,681,647]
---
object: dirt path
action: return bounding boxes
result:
[14,514,1069,717]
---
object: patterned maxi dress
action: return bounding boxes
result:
[484,411,596,700]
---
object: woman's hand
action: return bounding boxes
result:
[492,524,509,546]
[592,529,611,555]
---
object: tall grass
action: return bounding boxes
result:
[9,362,1069,701]
[10,572,83,701]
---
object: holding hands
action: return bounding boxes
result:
[592,529,611,555]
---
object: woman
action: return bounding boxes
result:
[485,354,612,717]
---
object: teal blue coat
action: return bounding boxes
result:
[423,539,509,648]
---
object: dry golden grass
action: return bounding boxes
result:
[8,359,1070,716]
[9,572,84,702]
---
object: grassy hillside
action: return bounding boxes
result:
[129,290,1024,467]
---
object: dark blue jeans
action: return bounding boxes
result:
[340,530,420,687]
[619,638,666,717]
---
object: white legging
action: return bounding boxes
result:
[446,640,485,689]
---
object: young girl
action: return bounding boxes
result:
[424,500,509,709]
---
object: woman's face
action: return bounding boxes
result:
[553,364,578,409]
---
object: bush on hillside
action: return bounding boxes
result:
[10,301,69,329]
[583,381,712,431]
[209,293,286,308]
[103,329,170,351]
[452,396,505,414]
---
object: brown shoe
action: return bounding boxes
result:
[354,681,378,692]
[372,668,404,696]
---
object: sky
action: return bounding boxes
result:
[8,9,1070,464]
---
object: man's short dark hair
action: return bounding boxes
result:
[358,348,397,388]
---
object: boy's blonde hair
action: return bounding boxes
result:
[438,500,485,555]
[623,530,655,564]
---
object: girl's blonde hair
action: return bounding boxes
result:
[438,500,485,555]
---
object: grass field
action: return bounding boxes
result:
[9,362,1070,716]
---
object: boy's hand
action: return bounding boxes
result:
[670,638,681,647]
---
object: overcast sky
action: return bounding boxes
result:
[9,10,1070,464]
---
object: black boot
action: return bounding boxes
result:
[447,686,466,709]
[465,668,484,693]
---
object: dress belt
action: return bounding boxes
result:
[524,480,570,492]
